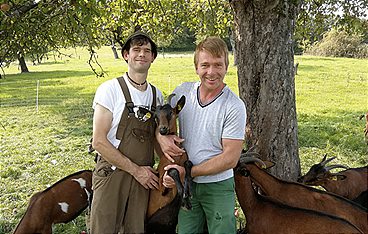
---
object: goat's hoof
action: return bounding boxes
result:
[182,199,192,210]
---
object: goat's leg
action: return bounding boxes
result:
[182,160,193,210]
[165,168,184,198]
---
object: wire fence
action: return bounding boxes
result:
[0,79,94,119]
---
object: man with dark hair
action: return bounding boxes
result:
[90,31,163,233]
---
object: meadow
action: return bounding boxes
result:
[0,46,367,233]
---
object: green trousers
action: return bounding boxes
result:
[178,177,236,234]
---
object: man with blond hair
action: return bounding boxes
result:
[157,36,246,234]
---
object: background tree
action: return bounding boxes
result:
[295,0,368,52]
[0,0,106,73]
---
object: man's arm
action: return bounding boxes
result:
[163,138,243,188]
[190,138,243,177]
[92,104,159,189]
[155,130,185,163]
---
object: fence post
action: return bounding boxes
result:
[36,80,39,113]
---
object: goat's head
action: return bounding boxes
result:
[297,154,348,184]
[236,150,274,175]
[136,94,186,135]
[155,94,185,135]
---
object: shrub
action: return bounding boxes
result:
[306,29,368,58]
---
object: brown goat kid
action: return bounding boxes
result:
[234,156,363,234]
[13,170,92,234]
[143,95,193,234]
[298,154,368,201]
[240,152,368,233]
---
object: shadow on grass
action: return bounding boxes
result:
[0,220,15,234]
[1,70,96,139]
[1,70,93,82]
[298,111,368,157]
[298,64,326,73]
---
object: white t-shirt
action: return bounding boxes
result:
[92,74,164,148]
[171,82,246,183]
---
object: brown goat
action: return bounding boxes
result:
[298,154,368,201]
[13,170,92,234]
[240,152,368,233]
[143,94,193,234]
[353,190,368,209]
[234,156,363,234]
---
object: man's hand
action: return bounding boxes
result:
[133,166,159,190]
[156,134,186,163]
[163,164,185,188]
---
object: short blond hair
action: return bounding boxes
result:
[194,37,229,69]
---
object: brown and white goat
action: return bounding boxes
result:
[298,154,368,201]
[240,152,367,233]
[13,170,92,234]
[234,156,363,234]
[141,94,193,234]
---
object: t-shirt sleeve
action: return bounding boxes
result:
[222,98,247,140]
[92,80,116,113]
[156,89,164,106]
[171,86,183,107]
[171,82,192,107]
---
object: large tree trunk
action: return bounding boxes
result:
[231,0,301,180]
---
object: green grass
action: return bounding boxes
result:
[0,47,367,233]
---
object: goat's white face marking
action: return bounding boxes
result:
[58,202,69,213]
[72,178,87,188]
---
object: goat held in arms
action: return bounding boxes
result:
[298,154,368,201]
[234,156,363,234]
[138,94,193,234]
[13,170,92,234]
[240,151,367,233]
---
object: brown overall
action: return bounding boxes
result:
[90,77,157,234]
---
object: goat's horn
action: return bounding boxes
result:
[324,164,349,171]
[320,155,336,167]
[167,93,176,105]
[241,151,260,158]
[320,154,328,163]
[239,156,266,168]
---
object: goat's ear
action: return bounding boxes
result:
[264,160,275,169]
[174,96,186,114]
[255,160,274,169]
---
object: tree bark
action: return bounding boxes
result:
[111,40,119,59]
[231,0,301,180]
[17,53,29,73]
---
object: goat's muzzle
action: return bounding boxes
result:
[159,126,170,135]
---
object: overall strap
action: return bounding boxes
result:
[150,84,157,112]
[117,76,135,117]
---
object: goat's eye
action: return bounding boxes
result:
[240,168,249,177]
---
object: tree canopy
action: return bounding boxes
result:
[0,0,232,75]
[0,0,366,75]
